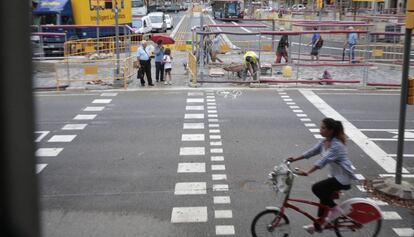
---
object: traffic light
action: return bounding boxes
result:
[408,77,414,105]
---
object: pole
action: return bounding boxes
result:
[199,10,205,81]
[395,27,412,184]
[272,20,275,51]
[96,5,100,55]
[115,6,120,76]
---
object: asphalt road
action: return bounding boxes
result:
[35,88,414,237]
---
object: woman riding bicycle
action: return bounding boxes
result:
[288,118,358,234]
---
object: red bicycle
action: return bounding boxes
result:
[251,161,383,237]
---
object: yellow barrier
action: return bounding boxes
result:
[188,52,197,83]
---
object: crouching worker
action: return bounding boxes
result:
[243,51,259,80]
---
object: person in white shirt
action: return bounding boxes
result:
[162,48,173,85]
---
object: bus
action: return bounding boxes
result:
[211,0,244,20]
[131,0,147,16]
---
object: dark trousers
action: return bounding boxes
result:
[155,61,164,82]
[312,177,351,217]
[139,60,152,85]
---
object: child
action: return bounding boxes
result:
[162,48,173,85]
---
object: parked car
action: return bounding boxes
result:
[132,16,152,34]
[165,14,173,29]
[148,12,167,33]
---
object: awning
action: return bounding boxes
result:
[32,0,72,16]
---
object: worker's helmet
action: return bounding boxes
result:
[246,56,253,63]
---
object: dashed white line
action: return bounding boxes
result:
[212,165,226,171]
[214,196,231,204]
[177,163,206,173]
[186,106,204,110]
[210,141,223,146]
[304,123,316,127]
[35,148,64,157]
[74,114,97,120]
[182,134,205,141]
[211,156,224,161]
[188,92,204,96]
[208,114,218,118]
[209,124,220,128]
[174,182,207,195]
[185,114,205,119]
[171,207,208,223]
[212,174,227,180]
[62,124,87,130]
[100,93,118,96]
[84,106,105,111]
[183,123,205,129]
[179,147,205,156]
[92,99,112,104]
[34,131,50,142]
[213,184,229,192]
[209,129,220,133]
[36,164,48,174]
[210,135,221,139]
[187,98,204,103]
[214,210,233,219]
[381,211,402,220]
[209,119,219,123]
[393,228,414,237]
[211,148,224,153]
[48,135,76,143]
[216,225,235,235]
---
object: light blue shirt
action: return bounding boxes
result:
[154,45,164,62]
[348,32,358,45]
[303,138,357,185]
[136,46,150,61]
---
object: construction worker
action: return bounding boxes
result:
[243,50,259,80]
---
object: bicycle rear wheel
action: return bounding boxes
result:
[333,216,382,237]
[251,209,290,237]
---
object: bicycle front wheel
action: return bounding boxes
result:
[333,217,382,237]
[251,209,290,237]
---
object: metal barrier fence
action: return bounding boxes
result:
[54,56,135,90]
[188,52,197,84]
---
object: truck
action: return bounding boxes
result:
[32,0,132,56]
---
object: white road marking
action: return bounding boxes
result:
[293,110,304,113]
[209,119,219,122]
[84,106,105,111]
[206,95,215,99]
[209,124,220,128]
[36,164,48,174]
[359,129,414,132]
[35,148,63,157]
[183,123,204,129]
[281,95,290,98]
[369,138,414,141]
[214,196,231,204]
[296,114,308,117]
[208,106,217,109]
[179,147,205,156]
[212,174,227,180]
[184,114,204,119]
[379,174,414,178]
[74,114,97,120]
[188,92,204,96]
[314,134,323,139]
[182,134,205,141]
[48,135,76,143]
[309,128,320,133]
[34,131,49,142]
[62,124,87,130]
[382,211,402,220]
[301,118,311,122]
[171,207,208,223]
[100,93,118,96]
[356,185,367,192]
[355,174,365,180]
[187,98,204,103]
[207,99,216,102]
[389,154,414,157]
[393,228,414,237]
[208,114,218,118]
[232,21,251,33]
[177,163,206,173]
[216,225,235,235]
[365,198,388,206]
[210,135,221,140]
[212,165,226,171]
[300,90,409,173]
[209,129,220,133]
[286,102,296,105]
[92,99,112,104]
[283,99,293,102]
[210,141,223,146]
[208,110,218,114]
[213,184,229,191]
[211,148,224,153]
[207,102,216,105]
[305,123,316,127]
[170,13,187,38]
[174,182,207,195]
[211,156,224,161]
[186,106,204,111]
[290,106,300,109]
[215,210,233,219]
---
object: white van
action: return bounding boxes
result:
[132,16,152,34]
[148,12,167,33]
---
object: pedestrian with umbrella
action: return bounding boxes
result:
[154,39,165,82]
